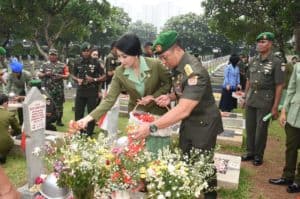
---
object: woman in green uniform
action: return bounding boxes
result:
[77,33,171,153]
[0,94,21,164]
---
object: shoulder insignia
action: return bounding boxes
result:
[187,75,198,86]
[184,64,193,76]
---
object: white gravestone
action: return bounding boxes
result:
[214,153,241,189]
[23,87,46,188]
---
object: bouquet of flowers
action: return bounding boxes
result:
[106,124,152,192]
[143,147,216,199]
[42,133,111,195]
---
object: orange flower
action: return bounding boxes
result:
[115,158,121,165]
[111,172,120,181]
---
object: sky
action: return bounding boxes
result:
[107,0,204,29]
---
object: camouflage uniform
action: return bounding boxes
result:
[39,61,67,125]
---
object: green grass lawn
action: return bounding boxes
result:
[3,103,284,198]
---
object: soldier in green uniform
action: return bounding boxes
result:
[104,41,120,88]
[6,58,32,124]
[238,54,249,90]
[0,47,8,93]
[242,32,285,166]
[71,42,105,136]
[76,34,171,147]
[0,93,21,164]
[133,31,223,199]
[38,49,69,126]
[29,79,57,131]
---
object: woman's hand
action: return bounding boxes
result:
[137,95,154,106]
[279,108,287,127]
[76,115,94,129]
[155,94,171,107]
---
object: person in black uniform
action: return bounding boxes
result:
[71,42,105,136]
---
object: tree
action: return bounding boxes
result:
[0,0,111,59]
[90,6,131,56]
[127,20,157,45]
[162,13,233,56]
[202,0,300,60]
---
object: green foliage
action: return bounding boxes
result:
[127,20,157,45]
[0,0,112,57]
[162,13,233,55]
[202,0,300,58]
[90,6,131,55]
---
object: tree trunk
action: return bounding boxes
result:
[33,40,48,60]
[294,22,300,52]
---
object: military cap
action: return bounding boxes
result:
[9,58,23,73]
[0,47,6,55]
[29,79,42,87]
[81,42,91,51]
[256,32,275,41]
[49,48,58,55]
[153,30,178,54]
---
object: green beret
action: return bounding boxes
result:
[0,47,6,55]
[29,79,42,87]
[256,32,275,41]
[153,31,178,54]
[81,42,91,51]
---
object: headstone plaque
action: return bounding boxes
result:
[214,153,241,189]
[222,117,245,129]
[217,128,243,146]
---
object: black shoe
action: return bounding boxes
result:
[269,178,293,185]
[287,183,300,193]
[241,154,254,161]
[56,122,64,127]
[0,156,6,164]
[253,156,263,166]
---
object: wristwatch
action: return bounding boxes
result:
[149,124,158,133]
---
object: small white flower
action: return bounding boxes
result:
[165,191,171,197]
[32,147,41,156]
[167,164,175,173]
[157,194,165,199]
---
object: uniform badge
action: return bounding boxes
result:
[184,64,193,76]
[187,75,198,86]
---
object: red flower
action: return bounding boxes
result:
[106,159,110,165]
[35,176,44,184]
[122,169,132,184]
[111,172,121,181]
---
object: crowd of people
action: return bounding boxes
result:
[0,29,299,198]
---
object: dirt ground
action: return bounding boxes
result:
[243,136,300,199]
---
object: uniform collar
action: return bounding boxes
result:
[123,56,150,83]
[259,51,273,62]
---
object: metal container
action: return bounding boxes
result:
[40,173,70,199]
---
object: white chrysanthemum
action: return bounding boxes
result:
[157,194,166,199]
[167,164,175,173]
[165,191,171,197]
